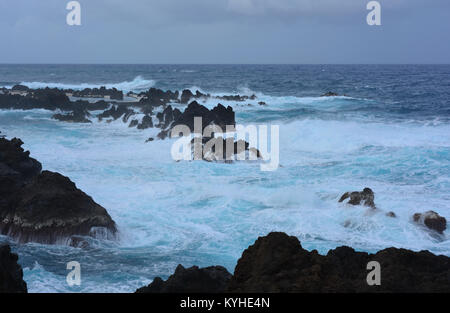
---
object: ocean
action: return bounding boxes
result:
[0,64,449,292]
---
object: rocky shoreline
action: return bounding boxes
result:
[0,136,117,245]
[2,231,449,293]
[136,232,450,293]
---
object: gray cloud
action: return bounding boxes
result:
[0,0,449,63]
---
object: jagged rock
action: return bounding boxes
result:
[136,232,450,293]
[72,87,123,100]
[136,264,232,293]
[413,211,447,234]
[137,115,153,130]
[0,245,27,293]
[172,101,235,132]
[196,137,263,162]
[180,89,194,104]
[129,119,139,128]
[258,101,267,106]
[339,188,376,209]
[140,88,179,107]
[216,94,256,102]
[227,232,450,293]
[0,88,72,111]
[0,137,117,244]
[97,105,134,121]
[156,129,169,140]
[52,107,92,123]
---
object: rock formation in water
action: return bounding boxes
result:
[0,137,117,244]
[413,211,447,234]
[339,187,376,209]
[136,265,232,293]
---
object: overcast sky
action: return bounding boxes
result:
[1,0,449,64]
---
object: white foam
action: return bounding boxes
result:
[19,76,155,93]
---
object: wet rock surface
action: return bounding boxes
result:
[413,211,447,234]
[339,188,376,209]
[0,245,27,293]
[136,265,232,293]
[137,232,450,293]
[0,137,117,244]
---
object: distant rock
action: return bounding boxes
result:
[0,137,117,244]
[339,188,376,209]
[137,115,153,130]
[140,88,179,107]
[97,105,134,121]
[413,211,447,234]
[11,85,29,92]
[172,101,235,133]
[52,107,92,123]
[136,264,232,293]
[72,87,123,101]
[321,91,339,97]
[0,245,27,293]
[386,211,397,218]
[180,89,195,104]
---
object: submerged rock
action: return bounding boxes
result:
[339,188,376,209]
[413,211,447,234]
[0,245,27,293]
[136,264,232,293]
[0,137,117,244]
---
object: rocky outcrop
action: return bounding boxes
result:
[139,88,179,107]
[71,87,123,101]
[227,232,450,293]
[0,245,27,293]
[193,137,262,162]
[413,211,447,234]
[52,107,92,123]
[137,115,154,130]
[136,264,232,293]
[172,101,235,132]
[0,137,117,244]
[97,105,135,121]
[339,188,376,209]
[137,232,450,293]
[0,88,72,111]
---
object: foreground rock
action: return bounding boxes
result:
[136,265,232,293]
[0,137,117,244]
[0,245,27,293]
[339,188,376,209]
[413,211,447,234]
[228,232,450,292]
[137,232,450,293]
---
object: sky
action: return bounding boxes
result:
[1,0,449,64]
